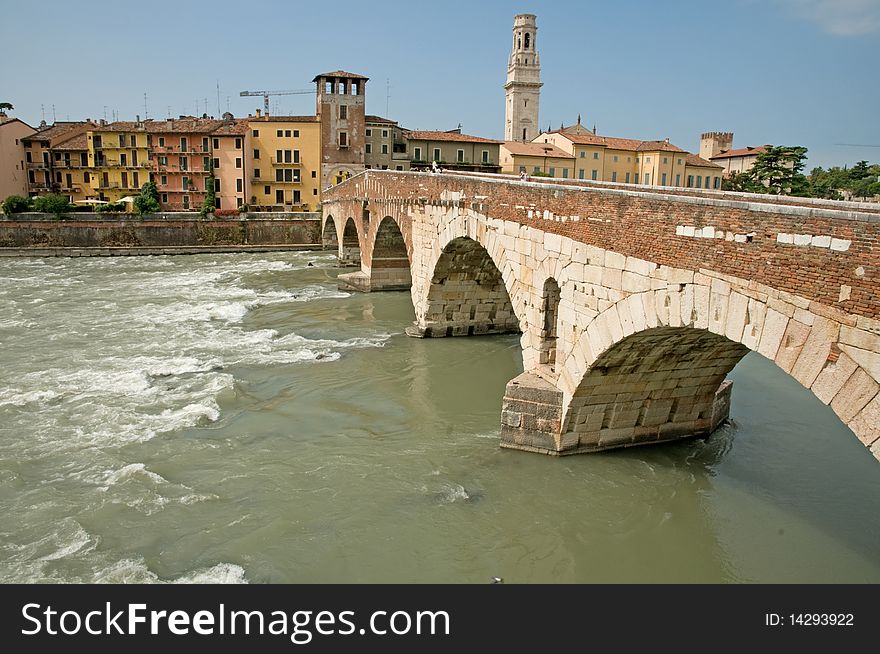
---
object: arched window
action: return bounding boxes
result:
[540,278,561,368]
[524,33,531,49]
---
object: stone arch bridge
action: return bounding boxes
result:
[322,170,880,462]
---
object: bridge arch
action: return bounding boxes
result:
[408,234,522,338]
[369,216,411,291]
[546,289,879,454]
[340,217,361,267]
[322,215,339,251]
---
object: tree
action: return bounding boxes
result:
[722,171,761,193]
[0,102,13,112]
[200,176,216,215]
[32,194,71,217]
[1,195,31,214]
[849,160,871,180]
[133,181,160,215]
[748,145,809,195]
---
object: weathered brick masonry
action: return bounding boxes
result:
[323,170,880,462]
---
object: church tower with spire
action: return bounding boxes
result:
[504,14,542,142]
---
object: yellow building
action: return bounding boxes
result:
[87,121,152,203]
[246,112,321,211]
[683,153,724,189]
[500,141,573,176]
[51,133,93,202]
[534,123,723,189]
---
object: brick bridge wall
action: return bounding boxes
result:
[323,170,880,462]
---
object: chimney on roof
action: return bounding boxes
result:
[255,108,262,118]
[222,111,234,122]
[99,119,106,126]
[577,114,581,125]
[593,124,597,135]
[0,112,7,123]
[40,119,47,128]
[664,137,669,144]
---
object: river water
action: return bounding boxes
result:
[0,251,878,584]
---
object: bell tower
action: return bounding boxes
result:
[504,14,542,142]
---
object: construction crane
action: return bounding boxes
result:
[239,89,312,116]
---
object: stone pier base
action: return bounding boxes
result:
[337,267,412,293]
[337,271,370,292]
[500,374,735,456]
[500,372,565,454]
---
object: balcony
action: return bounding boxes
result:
[270,157,301,166]
[26,161,49,170]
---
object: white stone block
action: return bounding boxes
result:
[793,233,813,246]
[830,238,851,252]
[627,293,648,332]
[682,226,695,237]
[734,234,747,243]
[701,226,715,239]
[605,250,626,270]
[543,232,561,253]
[617,298,635,336]
[625,256,655,277]
[676,225,685,236]
[622,271,652,293]
[725,292,749,343]
[811,235,832,248]
[667,268,694,285]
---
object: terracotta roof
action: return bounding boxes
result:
[312,70,369,81]
[502,141,572,158]
[685,153,723,169]
[710,145,770,160]
[404,130,502,144]
[0,117,35,131]
[211,119,249,136]
[52,133,88,151]
[247,115,319,123]
[91,121,149,133]
[549,131,685,153]
[636,140,686,153]
[145,118,224,134]
[24,121,93,142]
[365,115,397,125]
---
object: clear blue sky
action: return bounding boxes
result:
[1,0,878,169]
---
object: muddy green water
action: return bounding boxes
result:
[0,252,878,583]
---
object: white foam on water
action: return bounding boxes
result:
[103,463,168,488]
[92,559,248,584]
[0,389,60,407]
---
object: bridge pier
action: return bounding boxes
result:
[500,373,734,455]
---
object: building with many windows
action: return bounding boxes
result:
[365,115,408,171]
[533,123,723,189]
[246,111,321,211]
[210,115,249,210]
[148,117,224,211]
[405,129,502,172]
[86,120,152,203]
[51,133,92,202]
[22,120,94,197]
[500,141,573,176]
